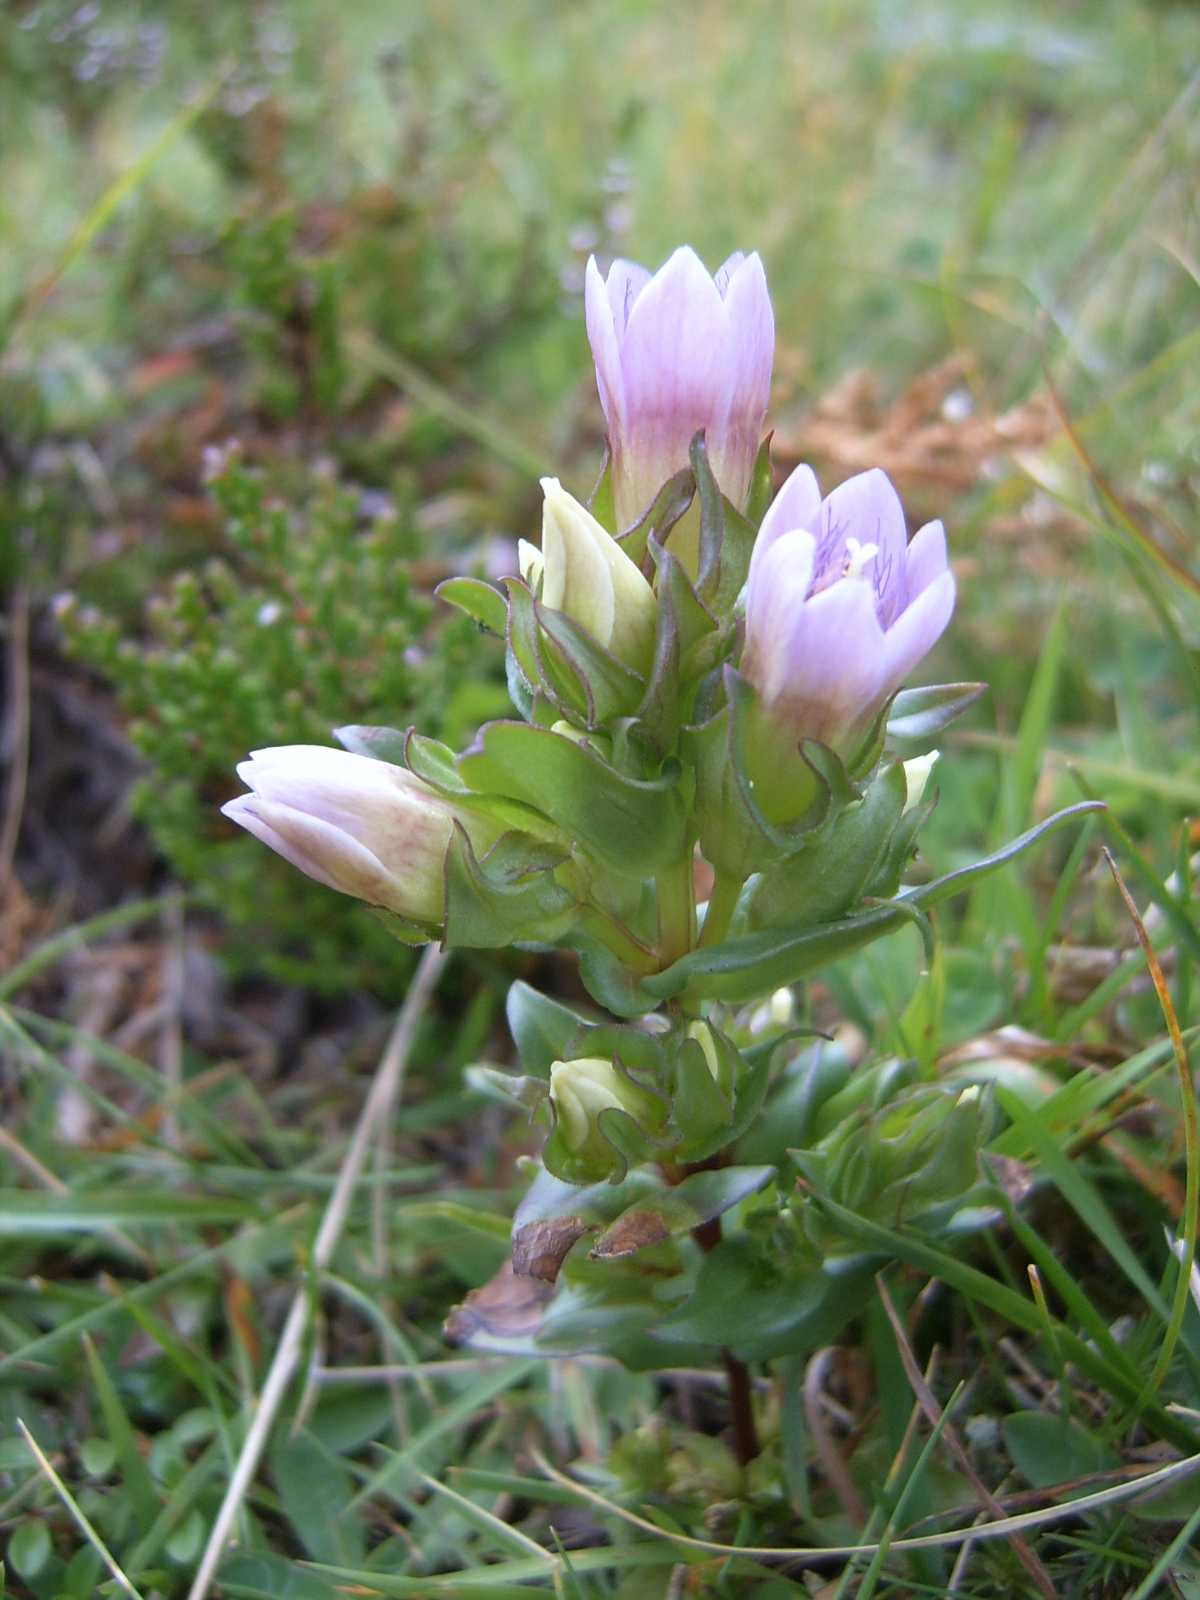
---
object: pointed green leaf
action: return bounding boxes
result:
[505,981,597,1077]
[334,724,409,764]
[443,826,577,948]
[459,721,690,875]
[646,800,1105,1004]
[887,682,987,741]
[435,575,508,636]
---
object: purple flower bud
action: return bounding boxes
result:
[585,246,774,533]
[742,466,956,755]
[222,746,498,926]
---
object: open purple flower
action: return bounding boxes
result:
[585,246,774,533]
[742,465,955,756]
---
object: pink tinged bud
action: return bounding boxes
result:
[742,466,956,753]
[222,745,492,925]
[585,246,774,532]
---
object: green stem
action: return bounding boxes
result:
[697,870,742,949]
[655,855,697,968]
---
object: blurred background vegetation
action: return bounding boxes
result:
[1,0,1199,1593]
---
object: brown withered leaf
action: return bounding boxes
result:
[511,1215,591,1282]
[589,1209,671,1261]
[443,1260,554,1348]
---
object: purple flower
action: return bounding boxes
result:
[585,246,774,534]
[742,465,955,755]
[222,746,499,926]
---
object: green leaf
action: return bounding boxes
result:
[435,575,508,635]
[505,981,597,1077]
[459,721,690,876]
[535,603,646,725]
[745,432,775,527]
[443,826,577,948]
[591,1165,774,1260]
[271,1432,365,1564]
[886,682,987,741]
[692,432,756,616]
[743,763,908,930]
[658,1238,877,1361]
[1003,1412,1118,1496]
[333,723,409,764]
[646,800,1104,1005]
[83,1336,159,1526]
[9,1518,51,1579]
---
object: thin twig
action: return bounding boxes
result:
[18,1420,145,1599]
[876,1276,1057,1600]
[804,1346,866,1525]
[0,585,31,893]
[186,944,446,1600]
[159,891,186,1151]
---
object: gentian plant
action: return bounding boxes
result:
[225,247,1099,1459]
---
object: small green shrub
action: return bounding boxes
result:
[62,447,508,992]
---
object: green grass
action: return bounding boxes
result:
[2,0,1200,1594]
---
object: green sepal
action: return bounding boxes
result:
[887,681,987,742]
[504,577,591,723]
[864,785,938,901]
[586,448,616,534]
[534,602,646,726]
[591,1165,775,1261]
[505,981,597,1078]
[669,1034,735,1161]
[464,1064,550,1113]
[443,824,578,948]
[334,724,409,765]
[792,1084,993,1257]
[745,432,775,528]
[685,669,854,879]
[656,1235,878,1362]
[644,800,1105,1004]
[691,432,756,619]
[458,720,690,877]
[741,762,908,931]
[435,575,508,636]
[613,466,695,567]
[368,906,436,947]
[616,534,718,762]
[542,1098,661,1188]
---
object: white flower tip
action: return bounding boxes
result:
[902,750,940,814]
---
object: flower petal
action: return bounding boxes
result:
[903,519,948,603]
[713,251,746,296]
[604,257,652,337]
[619,245,732,437]
[222,794,386,900]
[879,569,956,697]
[720,251,774,431]
[584,254,625,431]
[743,527,817,698]
[751,463,823,580]
[816,468,908,621]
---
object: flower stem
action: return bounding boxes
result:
[655,855,696,968]
[690,1207,761,1465]
[698,870,742,949]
